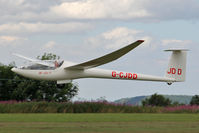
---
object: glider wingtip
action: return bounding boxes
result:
[137,40,144,42]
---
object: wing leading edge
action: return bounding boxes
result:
[65,40,144,70]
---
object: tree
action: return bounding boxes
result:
[0,53,79,102]
[190,95,199,105]
[37,53,60,60]
[0,65,16,100]
[142,93,171,106]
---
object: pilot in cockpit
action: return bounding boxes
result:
[54,60,64,68]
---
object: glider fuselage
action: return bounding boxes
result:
[11,61,175,83]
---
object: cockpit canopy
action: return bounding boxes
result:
[20,60,64,70]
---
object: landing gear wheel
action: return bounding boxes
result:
[167,82,172,85]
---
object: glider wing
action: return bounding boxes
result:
[65,40,144,70]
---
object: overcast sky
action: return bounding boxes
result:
[0,0,199,101]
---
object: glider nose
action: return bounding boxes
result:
[11,67,18,73]
[11,67,22,75]
[11,67,16,72]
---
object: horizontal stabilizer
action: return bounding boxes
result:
[164,49,189,52]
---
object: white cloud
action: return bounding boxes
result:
[0,0,199,23]
[0,36,26,46]
[102,27,142,40]
[0,36,20,42]
[0,22,92,34]
[48,0,199,21]
[43,41,57,49]
[87,27,153,50]
[50,0,151,20]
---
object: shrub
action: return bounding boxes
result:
[142,93,171,107]
[190,95,199,105]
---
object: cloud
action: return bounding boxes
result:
[0,36,26,46]
[86,27,194,52]
[49,0,199,21]
[147,0,199,21]
[87,27,153,50]
[50,0,151,20]
[0,36,20,42]
[0,0,56,16]
[0,22,92,34]
[42,41,57,49]
[1,0,199,23]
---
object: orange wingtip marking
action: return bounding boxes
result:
[138,40,144,42]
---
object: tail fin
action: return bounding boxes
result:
[165,49,188,83]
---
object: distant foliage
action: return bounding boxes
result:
[190,95,199,105]
[115,95,192,106]
[37,53,60,60]
[142,93,172,107]
[0,53,78,102]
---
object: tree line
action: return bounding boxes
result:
[142,93,199,106]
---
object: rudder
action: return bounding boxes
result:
[165,49,188,82]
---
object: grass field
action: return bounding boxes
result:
[0,113,199,133]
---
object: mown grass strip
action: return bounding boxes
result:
[0,113,199,122]
[0,114,199,133]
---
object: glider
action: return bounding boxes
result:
[11,40,188,85]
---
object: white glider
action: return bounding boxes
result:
[11,40,188,85]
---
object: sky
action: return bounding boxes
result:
[0,0,199,101]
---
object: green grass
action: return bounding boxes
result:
[0,113,199,133]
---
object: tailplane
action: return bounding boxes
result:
[165,49,188,84]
